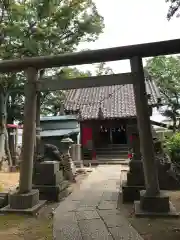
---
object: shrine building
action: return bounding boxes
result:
[64,71,161,162]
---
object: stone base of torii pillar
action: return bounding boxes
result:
[134,190,178,217]
[0,68,46,215]
[130,57,179,218]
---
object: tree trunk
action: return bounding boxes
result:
[7,113,17,166]
[5,128,12,167]
[8,128,16,165]
[0,91,6,163]
[0,89,13,167]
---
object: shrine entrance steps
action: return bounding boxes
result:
[95,144,129,164]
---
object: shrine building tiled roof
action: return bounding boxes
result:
[64,72,161,120]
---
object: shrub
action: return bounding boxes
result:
[165,132,180,163]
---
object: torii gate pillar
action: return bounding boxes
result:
[0,68,45,214]
[130,56,178,217]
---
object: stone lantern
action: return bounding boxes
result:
[61,137,74,154]
[61,137,76,182]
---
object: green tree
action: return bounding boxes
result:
[146,56,180,132]
[0,0,104,163]
[166,0,180,19]
[95,62,114,76]
[165,132,180,162]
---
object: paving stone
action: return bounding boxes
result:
[76,210,100,220]
[54,212,77,228]
[75,206,96,211]
[76,203,99,209]
[70,191,91,200]
[76,200,100,208]
[101,191,119,201]
[98,210,126,227]
[108,226,143,240]
[54,200,80,213]
[53,212,81,239]
[54,223,82,240]
[97,209,120,216]
[78,219,113,240]
[80,195,102,201]
[98,201,117,210]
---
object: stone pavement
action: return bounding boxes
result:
[53,165,143,240]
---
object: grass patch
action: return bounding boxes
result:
[0,214,26,230]
[21,219,53,240]
[0,214,53,239]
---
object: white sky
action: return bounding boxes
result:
[79,0,180,72]
[78,0,180,122]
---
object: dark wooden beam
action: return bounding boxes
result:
[39,72,136,91]
[0,39,180,72]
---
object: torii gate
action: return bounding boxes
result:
[0,39,180,216]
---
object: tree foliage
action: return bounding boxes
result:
[165,132,180,162]
[95,62,114,76]
[146,56,180,131]
[0,0,104,58]
[166,0,180,19]
[0,0,104,120]
[0,0,104,162]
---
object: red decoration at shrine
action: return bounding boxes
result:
[130,134,136,142]
[92,150,96,160]
[7,124,23,129]
[128,153,132,159]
